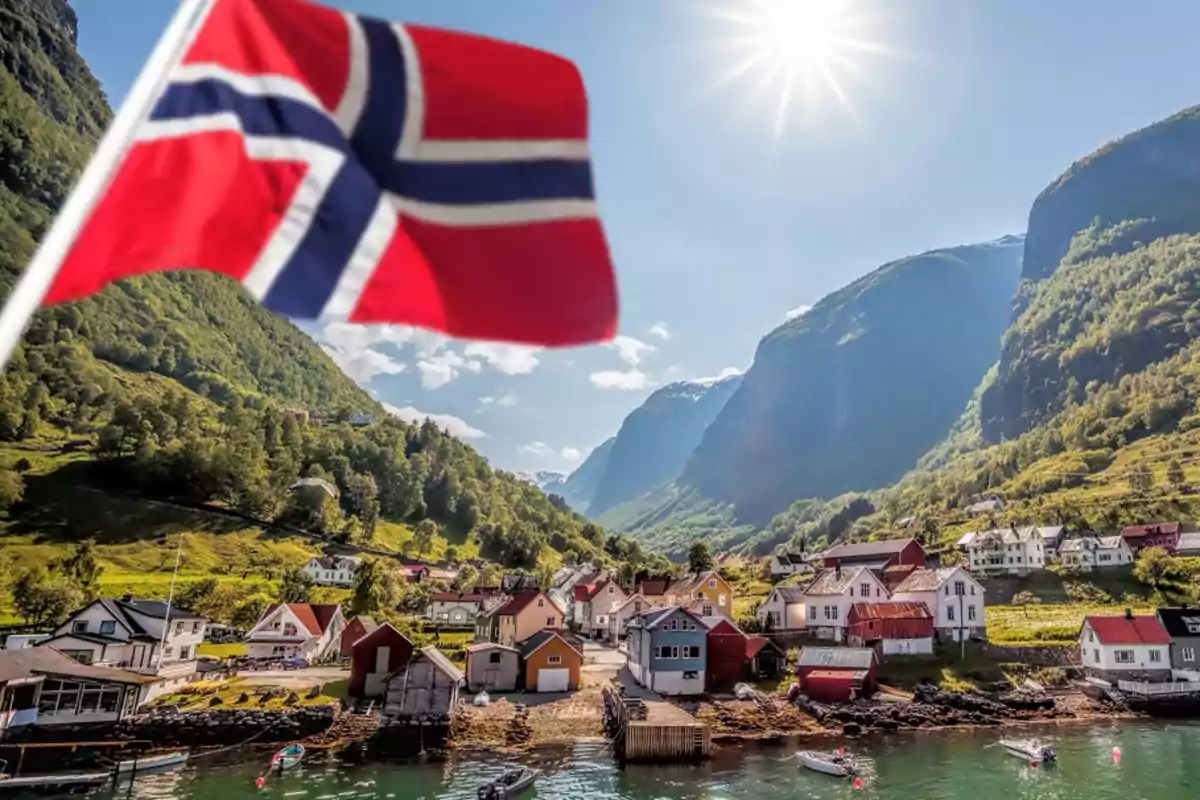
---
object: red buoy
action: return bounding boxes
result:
[852,777,863,790]
[255,777,264,789]
[1112,746,1122,764]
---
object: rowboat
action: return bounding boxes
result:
[477,767,538,799]
[115,751,189,775]
[271,744,305,771]
[997,739,1056,764]
[796,750,857,777]
[0,770,111,790]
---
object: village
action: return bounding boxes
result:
[2,515,1200,772]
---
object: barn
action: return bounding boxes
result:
[796,646,877,697]
[705,619,748,692]
[339,616,378,659]
[846,602,934,655]
[349,623,414,699]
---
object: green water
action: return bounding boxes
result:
[112,721,1199,799]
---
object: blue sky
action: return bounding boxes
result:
[72,0,1200,475]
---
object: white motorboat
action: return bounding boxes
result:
[796,750,857,777]
[998,739,1056,764]
[474,690,490,707]
[116,751,189,775]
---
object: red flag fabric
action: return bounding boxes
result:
[41,0,617,346]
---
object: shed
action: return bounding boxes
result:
[519,630,582,693]
[802,669,869,703]
[383,645,463,718]
[705,619,748,692]
[846,602,934,655]
[745,636,786,680]
[340,616,378,659]
[822,539,926,571]
[796,646,877,694]
[349,623,414,699]
[464,643,520,692]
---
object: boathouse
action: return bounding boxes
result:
[796,646,877,696]
[464,643,520,692]
[846,602,934,655]
[349,623,414,699]
[339,615,378,658]
[704,619,747,692]
[383,645,464,718]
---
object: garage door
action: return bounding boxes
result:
[537,668,570,693]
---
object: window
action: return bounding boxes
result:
[175,622,184,635]
[970,586,976,596]
[947,607,955,621]
[708,579,716,589]
[608,586,615,594]
[179,646,192,660]
[702,604,713,617]
[670,646,679,658]
[944,586,950,596]
[98,620,115,635]
[548,655,562,665]
[283,623,298,637]
[1094,649,1100,664]
[537,599,544,607]
[192,621,201,634]
[860,584,870,598]
[546,617,555,626]
[72,621,87,634]
[683,645,701,658]
[1088,631,1094,642]
[62,651,93,665]
[968,606,976,622]
[809,606,817,620]
[1114,650,1135,664]
[1182,647,1196,662]
[163,646,174,658]
[668,619,678,631]
[1149,650,1162,663]
[719,594,727,607]
[489,652,502,664]
[597,616,607,625]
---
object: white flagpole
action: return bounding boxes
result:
[155,532,186,671]
[0,0,215,371]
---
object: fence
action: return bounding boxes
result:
[1117,680,1200,696]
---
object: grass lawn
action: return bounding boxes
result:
[986,602,1154,644]
[150,679,339,710]
[876,647,1009,690]
[197,642,249,658]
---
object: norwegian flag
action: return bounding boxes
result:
[26,0,617,348]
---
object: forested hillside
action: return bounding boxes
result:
[0,0,645,618]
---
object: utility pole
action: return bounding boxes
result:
[155,533,185,671]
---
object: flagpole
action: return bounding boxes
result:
[0,0,215,371]
[155,532,186,671]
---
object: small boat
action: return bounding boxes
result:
[115,751,189,775]
[0,770,111,790]
[733,682,754,700]
[997,739,1056,764]
[271,744,305,771]
[477,767,538,799]
[796,750,857,777]
[474,690,490,707]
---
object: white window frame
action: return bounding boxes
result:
[1114,650,1135,664]
[547,654,562,665]
[1182,647,1196,662]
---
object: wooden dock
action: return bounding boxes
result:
[602,684,711,762]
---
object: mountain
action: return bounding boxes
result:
[516,471,567,492]
[556,437,614,513]
[981,107,1200,443]
[680,236,1024,524]
[0,0,631,590]
[584,373,742,517]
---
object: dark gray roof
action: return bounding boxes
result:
[0,648,156,685]
[823,539,918,560]
[797,647,875,669]
[117,598,206,622]
[1156,608,1200,638]
[772,587,808,603]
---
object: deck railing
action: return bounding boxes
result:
[1117,680,1200,696]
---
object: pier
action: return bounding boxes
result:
[602,683,711,762]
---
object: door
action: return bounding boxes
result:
[537,668,570,692]
[132,645,146,668]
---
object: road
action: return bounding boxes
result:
[236,666,348,688]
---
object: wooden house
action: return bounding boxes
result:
[846,602,934,655]
[464,643,520,692]
[493,591,563,647]
[1121,523,1181,554]
[756,586,808,632]
[890,567,985,643]
[1080,612,1172,682]
[796,646,877,700]
[627,607,708,696]
[383,646,464,718]
[822,539,926,571]
[704,619,748,693]
[339,616,378,659]
[519,630,582,692]
[349,623,413,699]
[1156,607,1200,674]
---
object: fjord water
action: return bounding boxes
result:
[118,721,1198,800]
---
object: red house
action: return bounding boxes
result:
[1121,523,1181,554]
[349,623,414,699]
[339,616,378,659]
[705,619,748,692]
[822,538,926,571]
[796,646,877,701]
[846,602,934,655]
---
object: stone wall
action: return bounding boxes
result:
[982,643,1080,666]
[120,706,338,746]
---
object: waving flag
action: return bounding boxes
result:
[0,0,617,365]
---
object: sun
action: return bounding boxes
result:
[709,0,893,135]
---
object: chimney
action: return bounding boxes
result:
[1124,608,1134,620]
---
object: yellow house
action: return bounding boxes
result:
[667,572,734,615]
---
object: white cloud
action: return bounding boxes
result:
[382,403,487,439]
[519,441,554,457]
[320,344,406,383]
[691,366,743,385]
[784,303,812,321]
[607,335,655,366]
[478,394,518,409]
[560,446,583,463]
[648,321,671,341]
[416,351,482,390]
[463,342,541,375]
[590,368,653,391]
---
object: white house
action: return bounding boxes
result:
[891,567,985,642]
[301,555,362,587]
[606,593,656,643]
[1080,613,1172,682]
[39,597,208,700]
[769,552,811,579]
[1060,536,1134,571]
[425,591,492,626]
[572,576,627,638]
[0,648,153,731]
[966,496,1005,517]
[245,603,346,661]
[965,527,1046,576]
[799,567,890,642]
[756,586,808,632]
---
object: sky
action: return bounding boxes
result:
[71,0,1200,475]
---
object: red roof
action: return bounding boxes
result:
[496,590,548,617]
[574,583,597,602]
[1084,615,1171,645]
[1121,522,1181,538]
[848,602,931,621]
[745,635,773,659]
[261,603,340,635]
[430,592,493,603]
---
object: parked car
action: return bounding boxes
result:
[281,657,309,670]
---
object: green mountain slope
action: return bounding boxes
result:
[0,0,636,603]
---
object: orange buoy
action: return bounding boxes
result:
[852,777,863,790]
[255,777,265,789]
[1112,746,1122,764]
